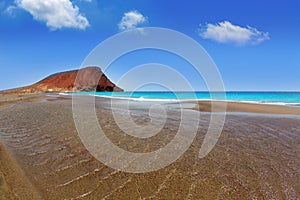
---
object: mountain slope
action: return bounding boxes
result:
[1,67,123,94]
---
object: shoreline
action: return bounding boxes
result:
[1,92,300,116]
[65,91,300,106]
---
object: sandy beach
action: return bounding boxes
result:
[194,100,300,115]
[0,94,299,199]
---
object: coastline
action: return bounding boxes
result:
[2,92,300,116]
[0,93,299,199]
[70,91,300,107]
[66,92,300,115]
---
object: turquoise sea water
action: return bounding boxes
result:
[68,92,300,105]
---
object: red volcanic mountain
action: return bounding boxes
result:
[2,67,123,94]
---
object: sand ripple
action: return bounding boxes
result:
[0,100,299,199]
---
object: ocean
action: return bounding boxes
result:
[68,91,300,106]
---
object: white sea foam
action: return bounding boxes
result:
[58,92,71,96]
[94,94,182,102]
[60,92,300,106]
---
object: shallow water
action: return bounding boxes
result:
[70,91,300,105]
[0,98,299,199]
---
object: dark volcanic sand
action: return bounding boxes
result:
[0,96,299,199]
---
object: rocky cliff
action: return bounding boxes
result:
[2,67,123,94]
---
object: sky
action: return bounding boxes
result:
[0,0,300,91]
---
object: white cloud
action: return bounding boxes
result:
[14,0,89,30]
[199,21,270,45]
[118,10,147,31]
[5,5,18,16]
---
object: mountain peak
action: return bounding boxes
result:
[2,67,123,94]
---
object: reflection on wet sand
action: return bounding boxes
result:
[0,96,299,199]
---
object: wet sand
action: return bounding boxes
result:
[194,100,300,115]
[0,94,299,199]
[0,140,42,199]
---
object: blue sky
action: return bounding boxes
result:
[0,0,299,91]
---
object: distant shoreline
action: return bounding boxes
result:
[1,92,300,116]
[65,91,300,107]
